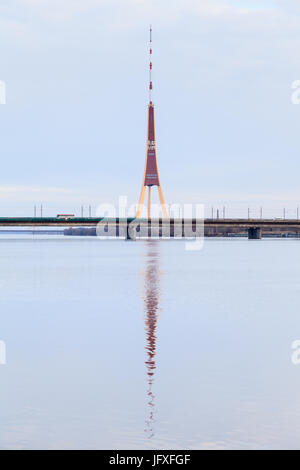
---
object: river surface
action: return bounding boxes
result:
[0,237,300,450]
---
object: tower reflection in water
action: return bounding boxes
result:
[143,240,161,439]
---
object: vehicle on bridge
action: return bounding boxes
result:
[56,214,75,220]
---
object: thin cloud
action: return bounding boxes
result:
[0,186,74,201]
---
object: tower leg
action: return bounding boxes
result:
[136,185,146,218]
[158,185,169,219]
[148,186,151,219]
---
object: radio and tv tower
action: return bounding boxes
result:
[136,27,169,219]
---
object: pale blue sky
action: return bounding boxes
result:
[1,0,300,217]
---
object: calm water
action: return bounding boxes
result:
[0,237,300,450]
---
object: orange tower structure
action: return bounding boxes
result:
[136,27,169,219]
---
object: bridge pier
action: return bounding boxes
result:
[248,227,262,240]
[126,223,136,241]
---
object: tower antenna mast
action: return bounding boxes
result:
[136,27,169,220]
[149,25,153,105]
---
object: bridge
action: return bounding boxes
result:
[0,217,300,239]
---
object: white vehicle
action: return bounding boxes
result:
[57,214,75,220]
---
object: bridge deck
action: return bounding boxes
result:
[0,217,299,227]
